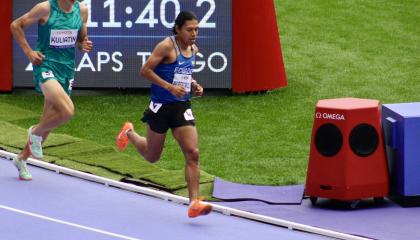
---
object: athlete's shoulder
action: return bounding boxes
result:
[154,37,175,53]
[79,1,88,13]
[78,1,88,19]
[161,37,175,49]
[37,0,51,9]
[24,1,50,23]
[32,1,51,16]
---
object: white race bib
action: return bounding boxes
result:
[68,79,74,92]
[41,71,55,79]
[172,73,192,93]
[149,101,163,113]
[184,109,194,121]
[50,29,78,48]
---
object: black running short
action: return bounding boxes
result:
[141,101,195,134]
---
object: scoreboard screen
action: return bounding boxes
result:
[13,0,232,89]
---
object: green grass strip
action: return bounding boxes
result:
[140,169,215,191]
[0,121,79,149]
[67,150,163,178]
[43,140,111,158]
[0,144,23,156]
[0,143,123,181]
[54,159,125,181]
[0,102,38,122]
[0,120,215,194]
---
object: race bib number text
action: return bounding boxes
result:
[50,29,78,48]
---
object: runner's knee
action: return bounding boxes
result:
[145,154,161,164]
[61,103,74,121]
[186,148,199,164]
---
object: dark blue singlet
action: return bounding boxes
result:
[151,36,196,104]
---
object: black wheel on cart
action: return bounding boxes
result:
[349,200,360,209]
[374,197,384,204]
[310,197,318,205]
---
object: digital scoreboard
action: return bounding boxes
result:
[13,0,232,89]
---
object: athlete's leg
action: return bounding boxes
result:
[32,79,74,136]
[38,98,58,140]
[127,126,166,163]
[172,125,211,218]
[18,80,73,160]
[18,99,54,160]
[171,125,200,200]
[13,82,68,179]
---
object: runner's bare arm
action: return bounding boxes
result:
[191,80,203,97]
[140,38,187,98]
[77,3,92,53]
[191,45,203,96]
[10,2,49,65]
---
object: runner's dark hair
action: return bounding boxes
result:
[172,11,198,35]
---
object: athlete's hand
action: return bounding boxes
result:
[80,36,93,53]
[168,85,187,98]
[27,51,45,66]
[192,80,203,97]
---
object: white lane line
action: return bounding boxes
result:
[0,204,142,240]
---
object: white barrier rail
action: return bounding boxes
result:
[0,149,370,240]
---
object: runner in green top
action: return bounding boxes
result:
[10,0,92,180]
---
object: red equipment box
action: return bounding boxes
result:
[305,98,389,208]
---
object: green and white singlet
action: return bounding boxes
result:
[33,0,82,95]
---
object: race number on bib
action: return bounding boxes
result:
[149,101,163,113]
[50,29,78,49]
[172,73,192,93]
[184,109,194,121]
[41,71,55,79]
[68,79,74,93]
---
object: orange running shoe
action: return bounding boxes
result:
[188,197,213,218]
[116,122,133,151]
